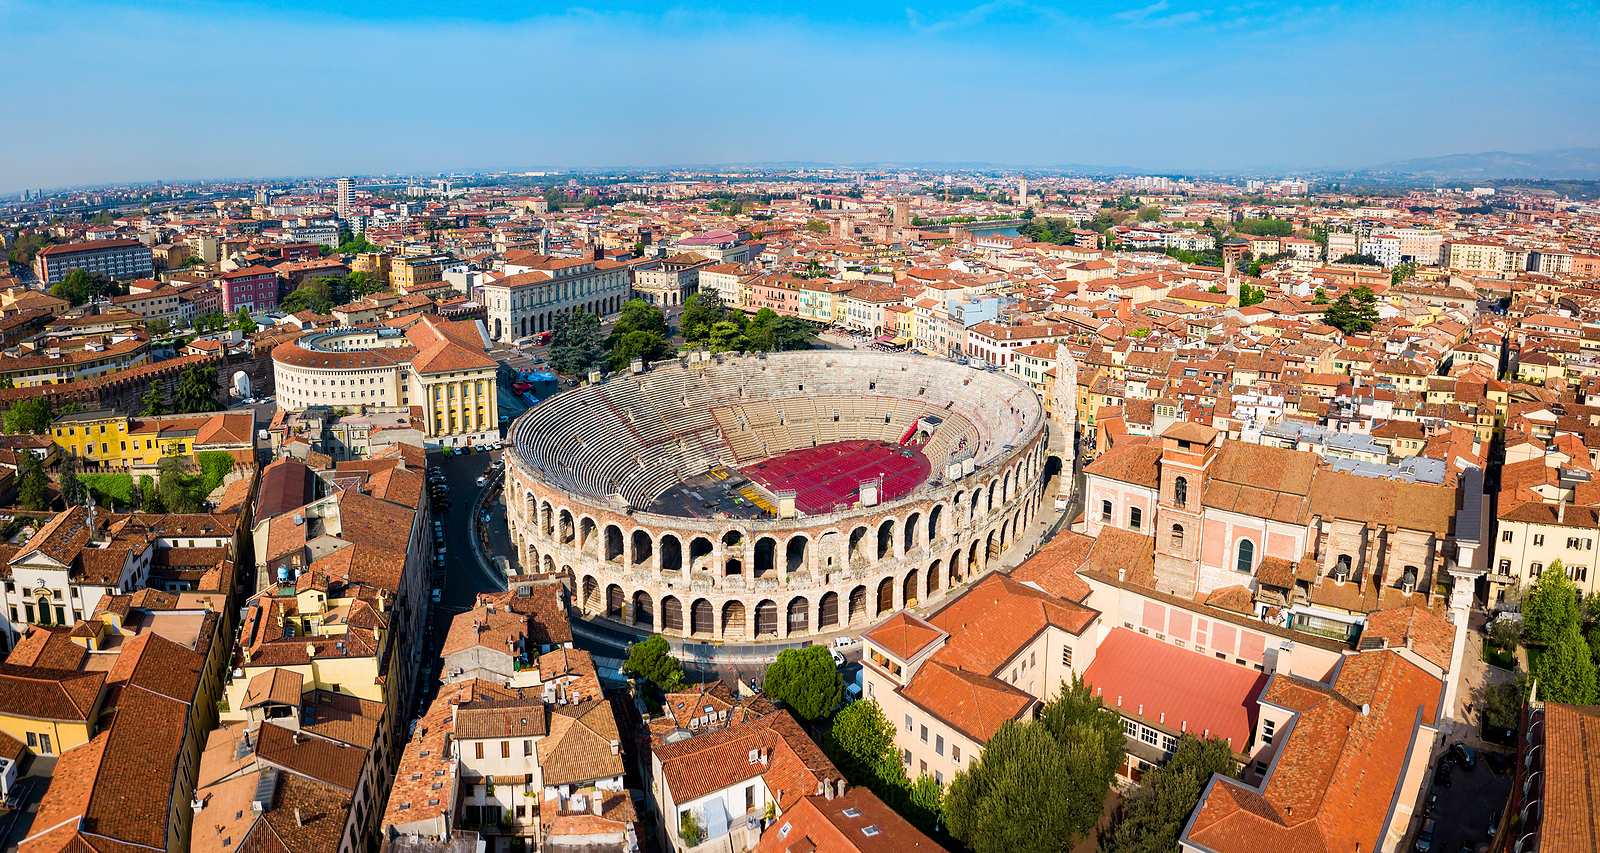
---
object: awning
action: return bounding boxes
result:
[874,334,896,343]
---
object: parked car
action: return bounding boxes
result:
[1488,810,1501,838]
[1415,818,1435,852]
[476,475,489,487]
[481,512,493,523]
[834,636,854,649]
[1450,741,1477,769]
[830,649,846,668]
[430,589,442,604]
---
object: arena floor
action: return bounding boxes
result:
[741,439,931,515]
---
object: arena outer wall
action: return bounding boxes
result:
[504,359,1052,643]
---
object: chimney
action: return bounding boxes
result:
[294,808,303,828]
[1560,498,1567,525]
[593,792,603,816]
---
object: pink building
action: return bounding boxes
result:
[218,265,280,313]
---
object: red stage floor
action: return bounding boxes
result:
[741,440,931,515]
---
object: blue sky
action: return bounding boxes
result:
[3,0,1597,190]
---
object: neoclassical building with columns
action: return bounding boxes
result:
[502,351,1058,641]
[272,314,499,448]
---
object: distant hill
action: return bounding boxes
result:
[1363,147,1600,180]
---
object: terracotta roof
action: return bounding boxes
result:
[1185,649,1442,853]
[897,660,1035,745]
[1540,702,1600,853]
[654,711,840,811]
[0,663,105,721]
[862,612,944,662]
[752,787,940,853]
[253,721,367,792]
[242,668,304,709]
[1082,628,1267,750]
[1360,606,1456,672]
[541,700,625,787]
[1010,531,1095,602]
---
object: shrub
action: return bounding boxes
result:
[77,473,135,508]
[197,451,235,496]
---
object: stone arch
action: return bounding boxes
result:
[986,529,1000,561]
[904,512,921,554]
[953,491,966,523]
[540,501,553,537]
[689,536,713,571]
[987,479,997,513]
[949,548,963,586]
[721,528,745,550]
[904,569,920,608]
[560,510,575,544]
[605,584,624,619]
[818,591,840,630]
[877,519,895,561]
[632,591,653,627]
[578,517,598,555]
[969,540,982,577]
[875,577,895,615]
[661,595,683,633]
[928,559,942,596]
[1003,469,1013,503]
[785,536,808,573]
[848,585,868,625]
[631,529,653,566]
[787,597,809,635]
[543,555,556,574]
[690,598,714,636]
[1000,519,1011,550]
[928,504,944,542]
[725,556,743,576]
[817,531,841,572]
[754,536,778,577]
[722,600,747,640]
[849,527,870,565]
[660,534,683,574]
[582,576,599,611]
[605,525,625,563]
[755,599,779,638]
[971,490,982,517]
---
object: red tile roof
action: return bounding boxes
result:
[1081,628,1267,751]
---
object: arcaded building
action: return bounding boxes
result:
[504,351,1062,641]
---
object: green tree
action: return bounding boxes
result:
[1102,736,1239,853]
[139,474,163,513]
[233,307,257,333]
[548,310,606,376]
[1524,561,1581,645]
[1136,205,1162,222]
[1240,284,1267,307]
[609,330,674,372]
[3,397,56,434]
[59,458,83,507]
[1391,262,1417,286]
[1532,624,1599,704]
[141,384,169,417]
[49,268,118,306]
[147,317,171,338]
[1322,286,1379,335]
[946,676,1124,853]
[1313,288,1328,304]
[762,645,844,722]
[1334,253,1382,266]
[622,635,685,692]
[707,320,749,354]
[767,316,816,352]
[804,220,829,234]
[680,293,727,344]
[17,450,49,510]
[609,299,669,340]
[823,699,897,779]
[158,455,200,513]
[173,365,223,413]
[1232,218,1293,237]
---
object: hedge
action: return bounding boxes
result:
[77,473,135,509]
[197,451,235,497]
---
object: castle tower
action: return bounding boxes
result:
[1018,178,1029,208]
[1152,422,1221,598]
[892,198,911,231]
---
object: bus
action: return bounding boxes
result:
[532,331,553,346]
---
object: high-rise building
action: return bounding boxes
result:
[336,176,352,219]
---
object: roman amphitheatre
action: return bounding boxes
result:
[505,350,1055,642]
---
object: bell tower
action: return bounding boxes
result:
[1153,422,1220,598]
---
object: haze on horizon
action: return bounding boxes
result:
[3,0,1597,192]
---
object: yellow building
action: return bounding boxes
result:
[223,575,400,721]
[52,410,255,468]
[0,665,106,757]
[390,254,447,293]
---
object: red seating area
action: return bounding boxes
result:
[741,440,931,514]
